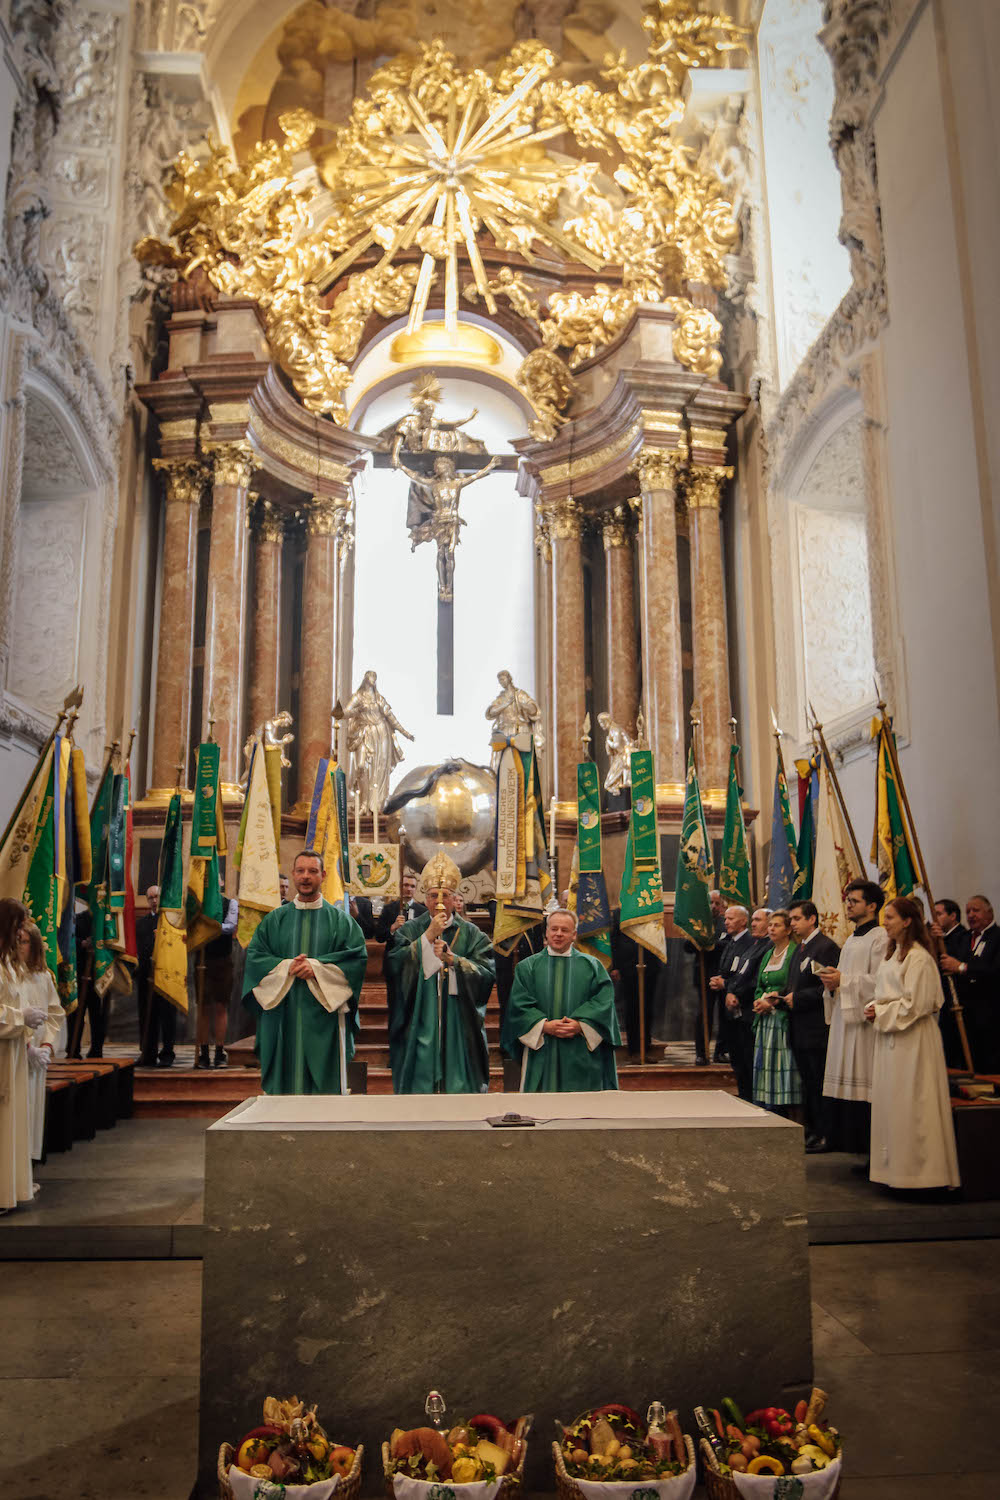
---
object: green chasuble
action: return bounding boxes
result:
[384,912,496,1094]
[502,947,620,1092]
[243,900,368,1095]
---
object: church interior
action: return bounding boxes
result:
[1,0,999,1496]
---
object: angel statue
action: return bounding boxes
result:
[372,373,487,465]
[486,670,544,769]
[343,670,414,815]
[397,454,498,600]
[598,710,638,795]
[239,710,294,789]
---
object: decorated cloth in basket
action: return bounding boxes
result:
[730,1456,842,1499]
[219,1442,363,1500]
[381,1440,525,1500]
[553,1436,696,1500]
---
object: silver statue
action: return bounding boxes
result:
[239,710,294,789]
[343,670,414,815]
[598,710,637,794]
[486,670,545,769]
[372,373,488,466]
[396,454,499,601]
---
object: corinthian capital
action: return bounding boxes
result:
[305,494,353,539]
[685,464,734,510]
[251,499,286,544]
[209,442,255,489]
[549,496,582,540]
[631,446,687,494]
[152,457,205,505]
[534,507,552,562]
[601,505,630,550]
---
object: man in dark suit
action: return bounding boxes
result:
[374,869,426,944]
[350,896,376,938]
[931,898,972,1067]
[135,885,177,1067]
[689,890,727,1064]
[786,899,840,1151]
[941,894,1000,1072]
[711,905,763,1101]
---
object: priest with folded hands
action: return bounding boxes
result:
[243,849,368,1094]
[502,907,620,1091]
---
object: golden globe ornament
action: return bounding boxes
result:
[385,760,495,876]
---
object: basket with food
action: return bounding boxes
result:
[553,1401,696,1500]
[383,1393,529,1500]
[695,1390,842,1499]
[218,1395,362,1500]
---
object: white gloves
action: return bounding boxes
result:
[27,1044,50,1071]
[23,1005,47,1029]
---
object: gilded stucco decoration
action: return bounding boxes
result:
[135,2,747,419]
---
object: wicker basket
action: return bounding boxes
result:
[553,1435,697,1500]
[382,1439,526,1500]
[218,1440,364,1500]
[699,1440,841,1499]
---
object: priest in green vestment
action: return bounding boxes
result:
[243,850,368,1094]
[502,908,620,1091]
[384,849,496,1093]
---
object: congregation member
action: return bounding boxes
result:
[865,896,960,1191]
[709,904,761,1102]
[751,910,800,1117]
[384,850,495,1093]
[689,890,727,1064]
[350,895,376,938]
[786,900,841,1153]
[931,898,971,1067]
[940,894,1000,1072]
[375,869,425,942]
[819,880,887,1159]
[502,908,620,1091]
[136,885,178,1068]
[243,850,368,1095]
[197,877,239,1069]
[0,898,47,1214]
[16,921,64,1162]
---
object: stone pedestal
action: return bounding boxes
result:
[197,1091,812,1497]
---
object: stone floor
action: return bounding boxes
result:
[1,1239,997,1498]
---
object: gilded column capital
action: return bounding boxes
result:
[631,445,688,494]
[251,499,286,545]
[550,496,582,540]
[209,442,255,489]
[152,456,205,505]
[305,494,354,539]
[601,505,630,550]
[685,463,734,510]
[534,507,553,562]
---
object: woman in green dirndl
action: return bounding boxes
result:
[752,909,802,1114]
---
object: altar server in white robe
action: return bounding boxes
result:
[864,896,960,1191]
[819,879,888,1158]
[17,921,66,1160]
[0,899,49,1213]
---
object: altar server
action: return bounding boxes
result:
[16,921,65,1160]
[865,897,960,1190]
[243,850,368,1094]
[819,880,887,1157]
[384,849,495,1093]
[0,899,48,1212]
[503,908,620,1092]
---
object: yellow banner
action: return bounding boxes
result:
[152,911,188,1013]
[0,740,55,901]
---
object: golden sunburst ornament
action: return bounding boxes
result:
[316,42,604,333]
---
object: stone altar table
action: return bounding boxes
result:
[197,1092,812,1496]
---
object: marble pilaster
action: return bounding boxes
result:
[687,464,734,789]
[248,500,285,735]
[634,448,686,788]
[204,443,253,790]
[149,458,204,793]
[549,497,586,807]
[296,496,347,808]
[602,505,640,735]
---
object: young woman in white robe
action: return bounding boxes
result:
[0,898,48,1213]
[865,896,960,1191]
[16,921,66,1161]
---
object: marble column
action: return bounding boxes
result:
[149,457,204,793]
[534,509,554,805]
[204,443,253,790]
[548,496,586,807]
[634,449,686,788]
[296,496,344,808]
[602,505,640,734]
[248,499,284,734]
[687,464,734,789]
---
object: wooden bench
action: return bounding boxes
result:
[42,1076,78,1156]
